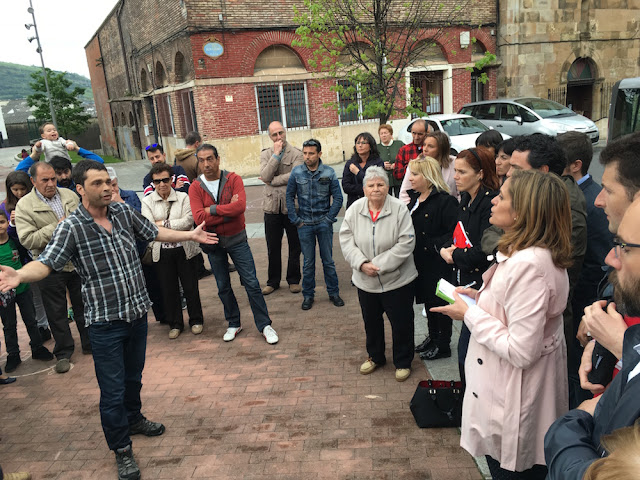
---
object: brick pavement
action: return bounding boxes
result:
[0,177,482,479]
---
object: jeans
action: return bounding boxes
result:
[264,212,301,287]
[31,282,49,329]
[208,238,271,332]
[89,317,147,451]
[298,222,339,299]
[157,248,203,331]
[357,283,415,369]
[38,270,90,359]
[0,288,42,356]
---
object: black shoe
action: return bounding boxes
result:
[228,263,237,272]
[0,376,16,385]
[39,326,52,342]
[115,445,141,480]
[32,345,54,361]
[301,297,314,310]
[329,295,345,307]
[419,344,452,360]
[415,336,434,353]
[82,347,92,355]
[129,416,165,437]
[5,354,21,373]
[198,268,213,279]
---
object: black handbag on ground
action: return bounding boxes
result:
[410,379,463,428]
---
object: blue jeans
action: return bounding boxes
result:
[208,239,271,332]
[298,223,339,299]
[89,317,147,451]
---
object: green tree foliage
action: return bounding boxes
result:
[293,0,492,124]
[0,62,92,102]
[27,68,91,137]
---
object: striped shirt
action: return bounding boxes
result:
[37,202,159,325]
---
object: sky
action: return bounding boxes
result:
[0,0,120,78]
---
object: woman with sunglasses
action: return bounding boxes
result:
[342,132,384,209]
[142,163,204,339]
[440,147,500,377]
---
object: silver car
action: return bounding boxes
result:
[459,98,600,143]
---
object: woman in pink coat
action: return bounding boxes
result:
[433,169,572,479]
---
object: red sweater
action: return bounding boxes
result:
[188,171,246,238]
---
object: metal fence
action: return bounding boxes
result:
[548,87,567,106]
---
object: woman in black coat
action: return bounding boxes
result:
[342,132,384,209]
[407,157,459,360]
[439,147,500,383]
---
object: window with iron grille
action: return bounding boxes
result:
[155,93,175,136]
[255,82,309,132]
[337,80,377,124]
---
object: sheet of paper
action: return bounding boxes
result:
[436,278,476,306]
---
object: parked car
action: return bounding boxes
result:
[459,97,600,143]
[398,114,502,155]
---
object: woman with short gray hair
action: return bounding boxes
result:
[339,165,418,382]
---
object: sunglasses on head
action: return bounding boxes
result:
[303,139,320,148]
[145,143,159,151]
[152,177,172,185]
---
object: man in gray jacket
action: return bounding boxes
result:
[260,121,303,295]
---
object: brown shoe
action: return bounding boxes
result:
[289,284,301,293]
[262,285,277,295]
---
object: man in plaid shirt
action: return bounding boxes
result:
[392,119,431,181]
[0,160,217,480]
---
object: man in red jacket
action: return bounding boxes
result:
[188,144,279,345]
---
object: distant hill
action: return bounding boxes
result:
[0,61,93,103]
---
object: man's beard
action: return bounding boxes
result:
[610,270,640,317]
[58,178,72,188]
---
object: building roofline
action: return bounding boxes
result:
[84,0,123,49]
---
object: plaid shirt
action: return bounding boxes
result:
[392,143,423,181]
[38,202,158,325]
[35,189,65,220]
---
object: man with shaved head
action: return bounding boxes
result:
[259,121,303,295]
[393,119,432,183]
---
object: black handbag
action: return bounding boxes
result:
[409,379,463,428]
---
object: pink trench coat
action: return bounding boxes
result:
[461,247,569,471]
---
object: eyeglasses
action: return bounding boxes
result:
[145,143,159,151]
[152,177,172,185]
[613,238,640,258]
[303,139,320,148]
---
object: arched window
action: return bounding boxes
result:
[140,69,148,91]
[120,112,126,127]
[175,51,190,83]
[129,112,135,127]
[155,61,167,87]
[254,45,305,75]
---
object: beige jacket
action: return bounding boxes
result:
[141,189,201,262]
[174,148,198,182]
[15,187,79,272]
[260,143,303,214]
[339,195,418,293]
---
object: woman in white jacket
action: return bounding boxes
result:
[339,166,418,382]
[141,162,203,339]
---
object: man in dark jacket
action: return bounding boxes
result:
[545,198,640,479]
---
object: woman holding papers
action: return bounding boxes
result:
[407,157,459,360]
[440,147,500,383]
[433,170,571,479]
[339,166,418,382]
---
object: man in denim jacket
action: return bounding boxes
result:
[286,139,344,311]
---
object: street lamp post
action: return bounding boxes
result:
[26,0,57,130]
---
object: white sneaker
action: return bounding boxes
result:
[421,306,427,317]
[262,325,279,344]
[223,326,242,342]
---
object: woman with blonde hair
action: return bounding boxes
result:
[433,169,572,479]
[407,157,459,359]
[400,130,457,203]
[582,421,640,480]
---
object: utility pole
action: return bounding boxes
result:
[26,0,57,129]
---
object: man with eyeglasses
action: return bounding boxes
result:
[143,144,190,196]
[545,198,640,479]
[259,121,303,296]
[575,132,640,397]
[286,138,344,311]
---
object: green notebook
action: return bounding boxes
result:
[435,278,476,306]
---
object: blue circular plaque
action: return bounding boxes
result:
[203,42,224,58]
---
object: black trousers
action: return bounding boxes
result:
[264,212,301,287]
[424,296,453,349]
[156,247,203,331]
[485,456,547,480]
[357,282,415,369]
[142,263,165,324]
[37,270,89,359]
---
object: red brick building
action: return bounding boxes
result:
[85,0,497,173]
